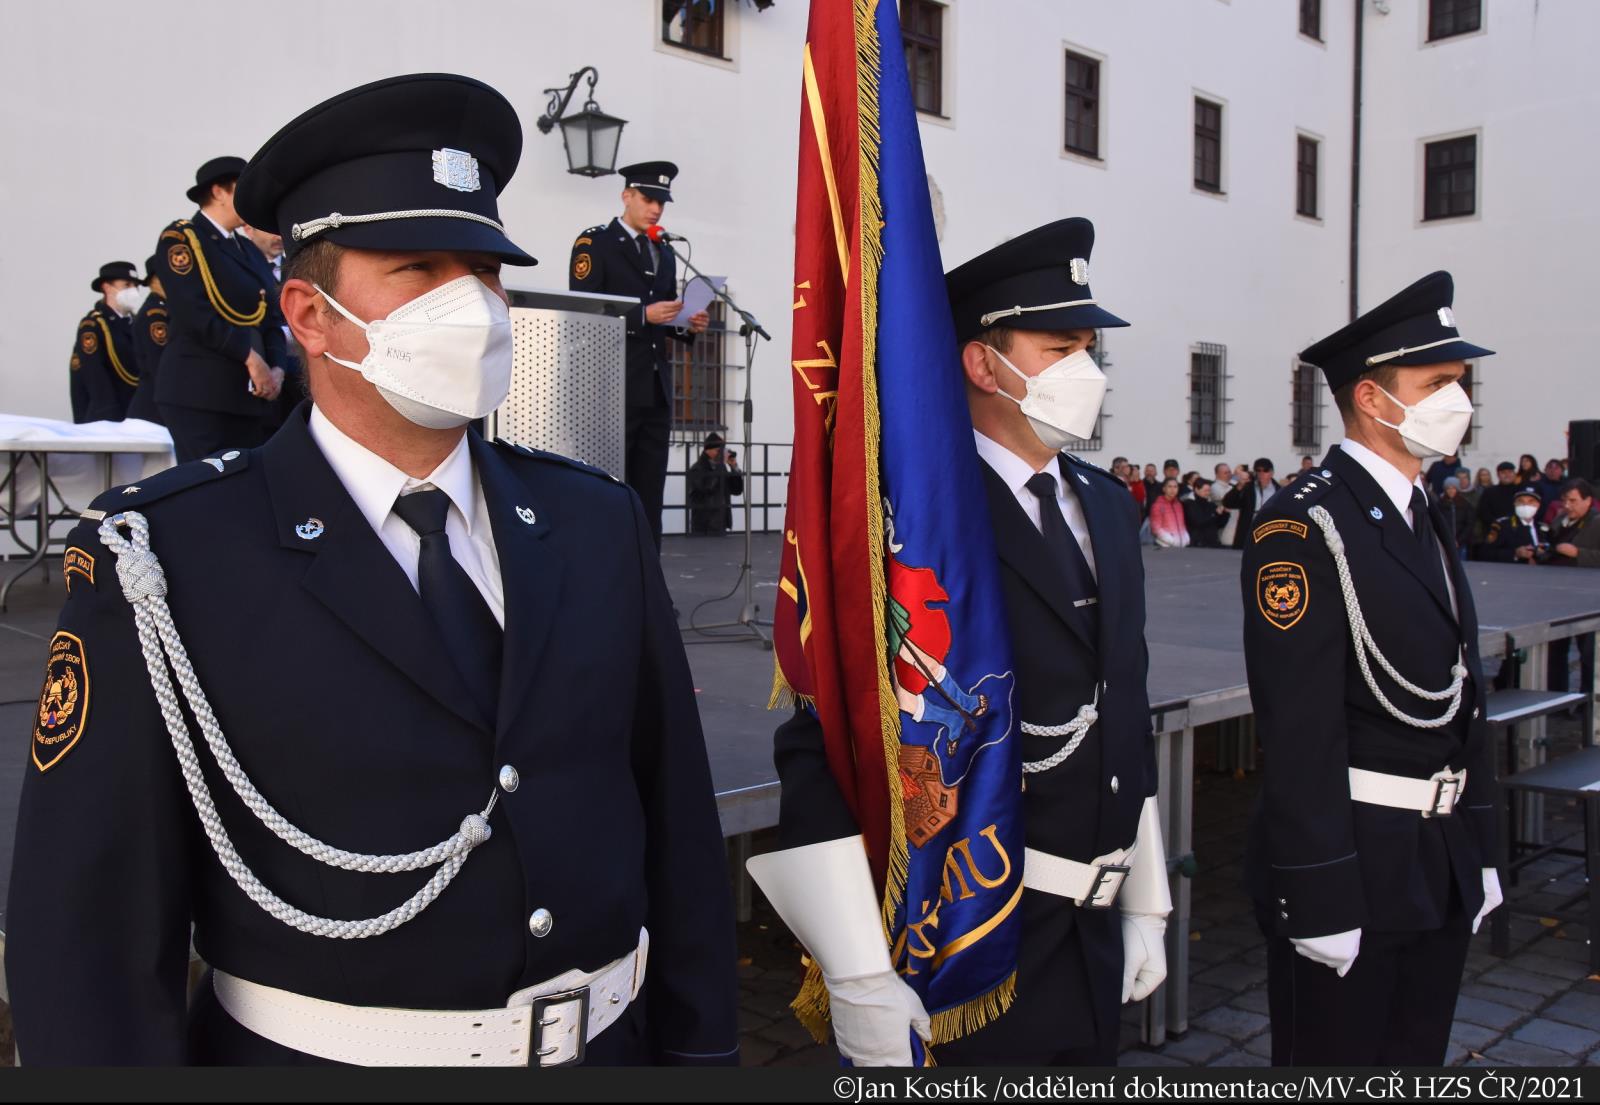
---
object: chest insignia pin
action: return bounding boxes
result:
[516,506,537,525]
[295,517,326,541]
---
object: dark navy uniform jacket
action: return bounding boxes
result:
[153,213,287,417]
[1477,513,1550,563]
[126,291,169,424]
[7,406,739,1066]
[774,452,1157,1055]
[567,218,692,408]
[1241,445,1494,940]
[69,302,138,422]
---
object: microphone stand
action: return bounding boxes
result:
[659,237,773,648]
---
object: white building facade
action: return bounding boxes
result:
[1,0,1590,529]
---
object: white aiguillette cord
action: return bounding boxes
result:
[99,510,497,939]
[1306,505,1468,729]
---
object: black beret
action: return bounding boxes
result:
[944,217,1129,345]
[235,73,534,265]
[1299,271,1493,392]
[91,261,139,292]
[186,156,247,205]
[618,160,679,202]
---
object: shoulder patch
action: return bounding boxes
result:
[148,315,169,345]
[1253,519,1308,543]
[34,630,90,772]
[166,240,194,276]
[572,252,592,281]
[63,546,96,592]
[497,439,621,483]
[86,450,250,515]
[573,235,593,247]
[70,354,81,371]
[1256,561,1309,631]
[80,329,99,355]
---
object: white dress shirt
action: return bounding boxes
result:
[973,431,1098,581]
[309,406,506,625]
[1337,437,1458,618]
[617,218,658,269]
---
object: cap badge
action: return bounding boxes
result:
[1437,306,1456,329]
[516,506,537,526]
[295,517,326,541]
[1069,258,1090,286]
[432,148,482,193]
[658,174,670,185]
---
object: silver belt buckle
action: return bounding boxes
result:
[1083,863,1130,909]
[1423,769,1465,818]
[531,985,591,1067]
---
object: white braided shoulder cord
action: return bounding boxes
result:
[291,208,505,242]
[99,510,496,939]
[1305,505,1467,730]
[1020,687,1101,774]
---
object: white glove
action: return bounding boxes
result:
[1472,868,1503,934]
[825,970,932,1067]
[1291,928,1362,976]
[1121,911,1169,1002]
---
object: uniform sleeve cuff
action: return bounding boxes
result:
[1269,853,1367,938]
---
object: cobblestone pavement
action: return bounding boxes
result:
[737,720,1600,1069]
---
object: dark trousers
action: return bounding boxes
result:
[933,897,1119,1066]
[161,404,269,464]
[1263,907,1470,1066]
[1547,633,1596,696]
[625,403,671,551]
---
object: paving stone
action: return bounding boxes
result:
[1448,1021,1500,1050]
[1192,1005,1270,1043]
[1514,952,1594,982]
[1483,1038,1579,1067]
[1231,987,1270,1015]
[738,1006,775,1032]
[1156,1030,1231,1064]
[1512,1017,1600,1057]
[1188,936,1242,965]
[1121,1048,1191,1067]
[1243,1031,1274,1059]
[1186,982,1232,1014]
[1240,945,1268,967]
[1193,962,1268,991]
[1476,965,1572,998]
[1212,1048,1269,1067]
[753,1015,823,1052]
[740,1034,781,1066]
[1543,991,1600,1028]
[767,1043,839,1067]
[1530,934,1595,962]
[1444,1043,1470,1067]
[1459,982,1546,1012]
[1452,995,1524,1031]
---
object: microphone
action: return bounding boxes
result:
[645,225,687,244]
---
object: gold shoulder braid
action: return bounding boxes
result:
[182,226,267,327]
[94,316,139,387]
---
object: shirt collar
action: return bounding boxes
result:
[618,219,641,240]
[1339,437,1423,517]
[974,430,1055,496]
[201,211,236,242]
[309,406,478,537]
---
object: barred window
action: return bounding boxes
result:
[1297,135,1319,218]
[662,0,725,58]
[1064,51,1101,159]
[1291,361,1323,451]
[1428,0,1482,42]
[671,296,728,434]
[1424,135,1477,221]
[1194,98,1223,193]
[1299,0,1322,39]
[1189,343,1228,453]
[1059,330,1110,452]
[1460,361,1481,447]
[904,0,944,116]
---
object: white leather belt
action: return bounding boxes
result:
[1349,766,1466,818]
[212,927,648,1067]
[1023,843,1136,908]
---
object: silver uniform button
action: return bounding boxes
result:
[528,908,553,938]
[1473,707,1481,719]
[1110,776,1120,794]
[1280,910,1289,920]
[499,765,520,793]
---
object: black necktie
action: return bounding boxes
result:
[634,233,655,274]
[392,489,502,728]
[1410,486,1449,597]
[1025,472,1100,642]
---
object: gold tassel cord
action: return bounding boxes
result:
[182,227,267,328]
[94,317,139,388]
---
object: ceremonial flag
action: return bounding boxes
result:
[772,0,1024,1045]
